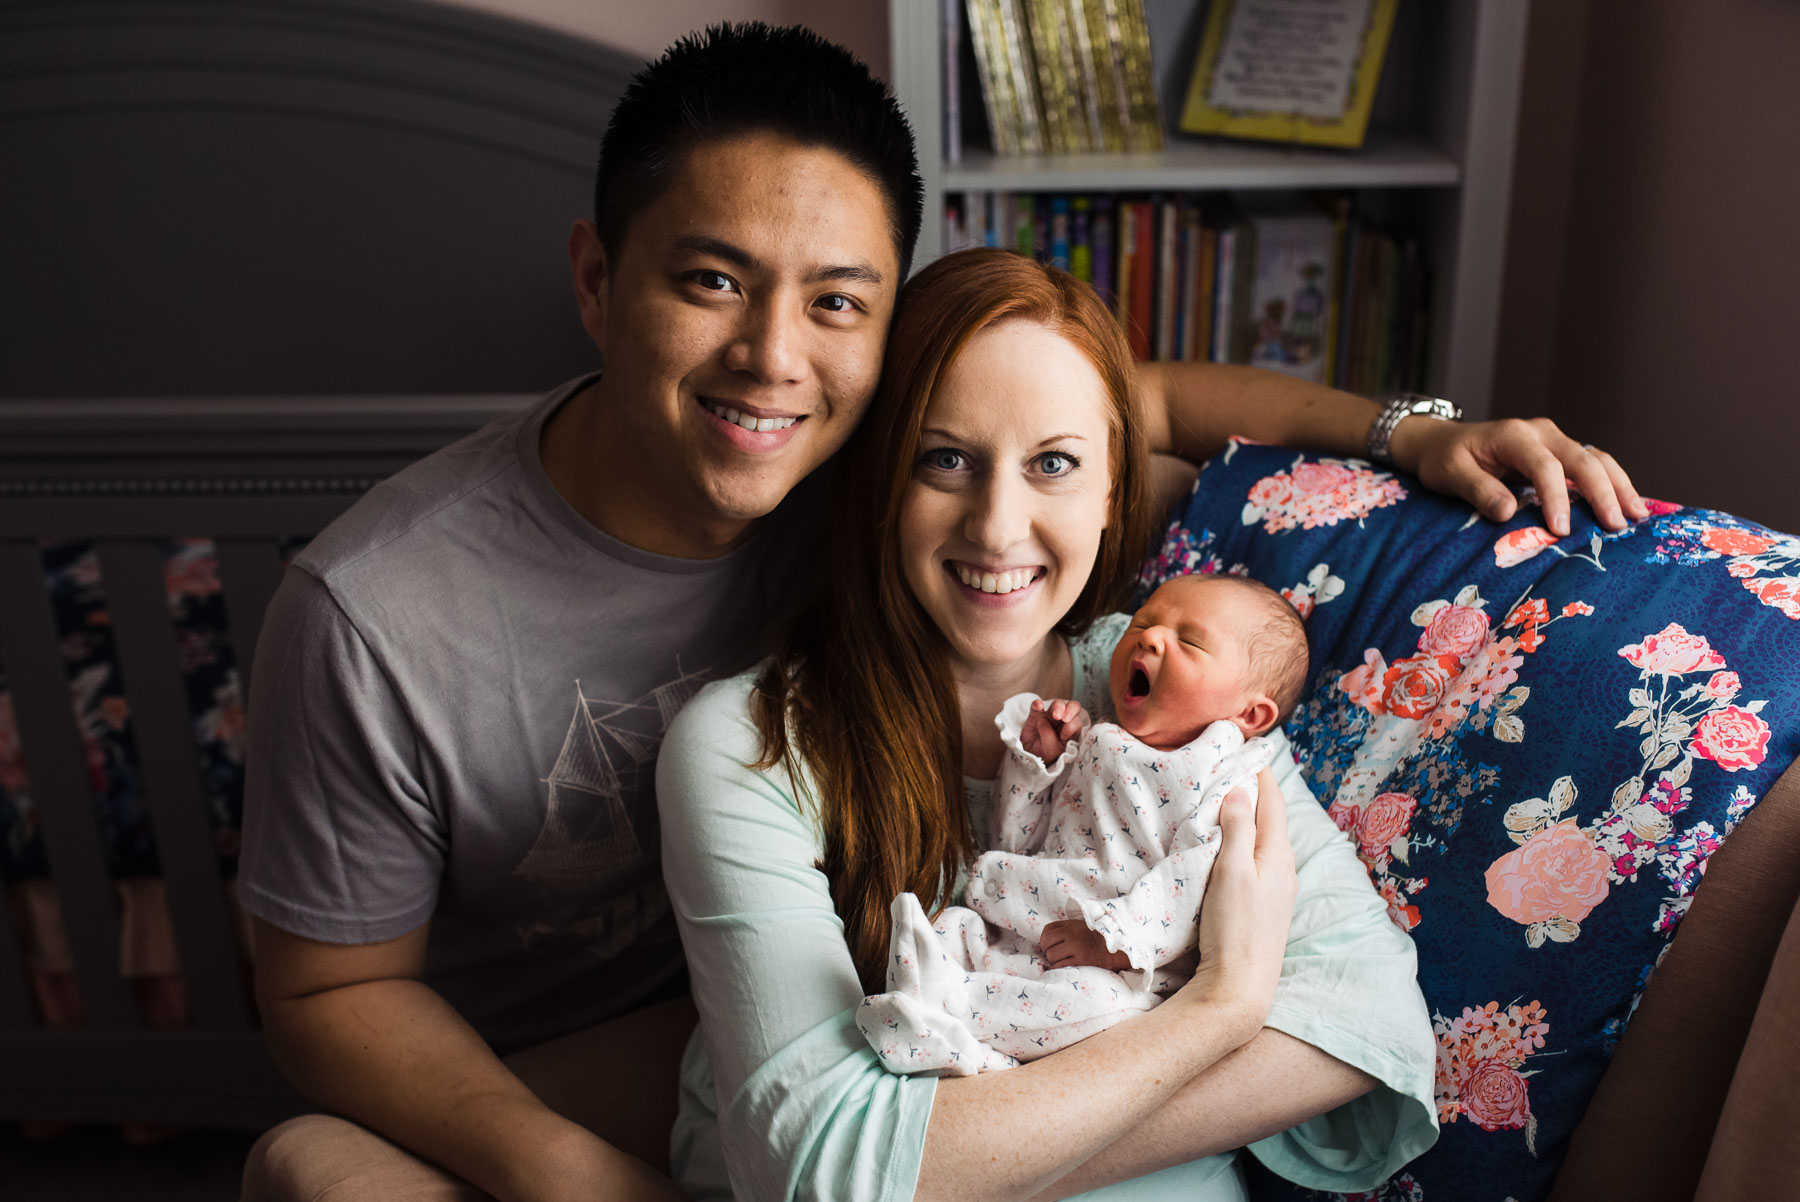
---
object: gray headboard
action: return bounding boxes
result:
[0,0,642,400]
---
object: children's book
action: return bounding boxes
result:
[1243,206,1340,384]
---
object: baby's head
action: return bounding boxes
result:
[1108,574,1309,751]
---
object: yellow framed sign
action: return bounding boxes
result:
[1178,0,1399,148]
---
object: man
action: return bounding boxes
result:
[240,23,1643,1202]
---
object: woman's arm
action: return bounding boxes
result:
[1035,737,1441,1198]
[657,681,1296,1202]
[1028,1029,1377,1200]
[914,775,1295,1202]
[1134,361,1647,536]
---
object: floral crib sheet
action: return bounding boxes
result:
[1135,441,1800,1202]
[0,538,287,1024]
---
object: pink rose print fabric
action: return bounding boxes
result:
[856,693,1273,1076]
[1139,440,1800,1202]
[1237,448,1408,534]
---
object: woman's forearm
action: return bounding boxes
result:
[1025,1028,1378,1201]
[916,777,1298,1202]
[913,980,1262,1202]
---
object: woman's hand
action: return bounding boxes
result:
[1392,415,1649,537]
[1173,768,1296,1046]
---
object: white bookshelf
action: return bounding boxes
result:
[888,0,1530,418]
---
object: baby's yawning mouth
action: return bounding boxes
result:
[1128,664,1152,700]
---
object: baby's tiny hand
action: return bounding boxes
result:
[1041,919,1131,972]
[1020,698,1088,764]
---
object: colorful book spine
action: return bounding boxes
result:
[1013,193,1037,258]
[964,0,1018,156]
[1126,198,1155,360]
[1049,195,1072,270]
[955,187,1429,371]
[1155,197,1178,361]
[1212,219,1237,363]
[1091,194,1116,308]
[1026,0,1079,153]
[1070,195,1093,282]
[1177,199,1203,362]
[1063,0,1107,151]
[995,0,1045,154]
[1193,220,1217,363]
[1114,200,1136,330]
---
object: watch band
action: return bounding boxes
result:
[1365,392,1462,466]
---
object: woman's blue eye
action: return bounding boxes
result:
[921,448,965,471]
[1038,452,1078,477]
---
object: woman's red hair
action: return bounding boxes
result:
[753,248,1153,990]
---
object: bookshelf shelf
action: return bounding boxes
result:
[888,0,1529,418]
[943,128,1460,192]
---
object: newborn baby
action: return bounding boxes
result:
[860,573,1309,1075]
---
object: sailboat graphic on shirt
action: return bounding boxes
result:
[513,668,710,954]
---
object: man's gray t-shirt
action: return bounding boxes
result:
[238,374,809,1053]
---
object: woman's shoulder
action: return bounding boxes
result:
[659,667,766,792]
[1082,610,1132,650]
[664,664,768,744]
[1070,612,1131,715]
[658,663,815,828]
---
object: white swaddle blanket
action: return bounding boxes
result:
[859,692,1274,1075]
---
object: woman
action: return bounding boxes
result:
[657,249,1436,1201]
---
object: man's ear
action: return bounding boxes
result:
[1235,694,1280,738]
[568,219,610,352]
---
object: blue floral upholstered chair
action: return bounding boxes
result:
[1137,440,1800,1202]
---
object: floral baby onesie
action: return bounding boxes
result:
[858,692,1275,1075]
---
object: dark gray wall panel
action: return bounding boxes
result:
[0,0,642,397]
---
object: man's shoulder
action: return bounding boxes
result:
[294,404,534,583]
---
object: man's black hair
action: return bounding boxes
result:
[594,23,923,277]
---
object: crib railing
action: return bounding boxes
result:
[0,489,360,1125]
[0,393,522,1127]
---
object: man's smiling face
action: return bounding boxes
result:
[568,130,901,557]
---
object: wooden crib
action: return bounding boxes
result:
[0,396,531,1128]
[0,473,357,1128]
[0,0,636,1127]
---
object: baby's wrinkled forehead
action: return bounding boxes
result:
[1146,572,1307,659]
[1145,572,1253,620]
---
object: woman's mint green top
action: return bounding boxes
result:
[656,613,1437,1202]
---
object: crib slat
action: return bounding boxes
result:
[0,542,139,1030]
[0,884,33,1029]
[214,537,285,699]
[96,541,252,1030]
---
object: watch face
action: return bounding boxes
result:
[1402,394,1460,421]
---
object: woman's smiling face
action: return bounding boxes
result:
[898,319,1113,672]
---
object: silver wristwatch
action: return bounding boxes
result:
[1365,392,1462,466]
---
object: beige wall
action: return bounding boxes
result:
[1498,0,1800,532]
[434,0,888,75]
